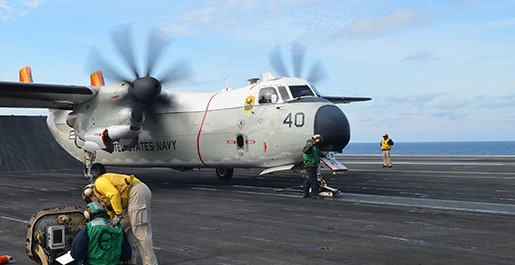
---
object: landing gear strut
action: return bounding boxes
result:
[83,151,105,181]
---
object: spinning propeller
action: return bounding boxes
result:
[82,25,193,153]
[268,42,328,85]
[88,24,192,106]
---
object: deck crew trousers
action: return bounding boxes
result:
[121,182,158,265]
[382,150,392,167]
[303,166,319,197]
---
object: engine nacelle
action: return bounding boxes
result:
[82,128,109,153]
[80,125,141,153]
[106,124,141,142]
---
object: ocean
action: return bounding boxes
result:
[342,141,515,156]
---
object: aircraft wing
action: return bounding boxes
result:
[322,96,372,104]
[0,81,97,109]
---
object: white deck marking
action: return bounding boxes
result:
[1,216,29,224]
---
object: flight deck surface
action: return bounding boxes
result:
[1,155,514,264]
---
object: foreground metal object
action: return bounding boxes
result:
[25,206,86,265]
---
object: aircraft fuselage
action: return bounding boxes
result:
[46,77,350,172]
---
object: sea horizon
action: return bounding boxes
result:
[342,141,515,156]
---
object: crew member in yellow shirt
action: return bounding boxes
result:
[380,133,394,167]
[83,173,158,265]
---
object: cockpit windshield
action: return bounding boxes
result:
[308,83,321,96]
[289,85,315,98]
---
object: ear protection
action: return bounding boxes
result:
[312,134,322,143]
[83,209,91,220]
[82,184,95,203]
[83,202,105,221]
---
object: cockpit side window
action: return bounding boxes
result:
[258,87,279,104]
[289,85,315,98]
[278,86,290,101]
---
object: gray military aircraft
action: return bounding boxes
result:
[0,27,370,179]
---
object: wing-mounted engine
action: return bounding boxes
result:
[76,124,141,153]
[70,92,146,153]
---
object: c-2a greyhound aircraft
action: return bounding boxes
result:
[0,28,370,180]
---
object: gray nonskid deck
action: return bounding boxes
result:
[1,155,514,264]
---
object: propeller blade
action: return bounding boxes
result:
[111,24,140,79]
[86,47,129,82]
[269,46,289,77]
[306,61,328,85]
[145,29,172,77]
[291,42,305,78]
[158,61,194,85]
[145,92,173,115]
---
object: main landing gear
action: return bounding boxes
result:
[216,168,234,180]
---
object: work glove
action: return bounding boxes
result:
[109,214,122,227]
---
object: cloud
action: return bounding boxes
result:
[0,0,44,20]
[383,93,474,110]
[431,97,469,109]
[431,111,467,120]
[158,0,324,40]
[22,0,44,9]
[402,50,439,61]
[478,94,515,108]
[505,114,515,125]
[485,17,515,29]
[0,1,13,20]
[388,93,441,105]
[160,4,252,37]
[341,9,425,37]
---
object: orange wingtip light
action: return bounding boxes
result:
[19,66,33,83]
[90,70,105,87]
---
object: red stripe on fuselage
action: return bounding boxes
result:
[196,92,221,166]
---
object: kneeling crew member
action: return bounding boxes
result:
[83,173,158,265]
[71,202,131,265]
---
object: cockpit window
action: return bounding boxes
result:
[289,85,315,98]
[309,83,321,96]
[258,87,279,104]
[278,86,290,101]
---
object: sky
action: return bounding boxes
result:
[1,0,515,142]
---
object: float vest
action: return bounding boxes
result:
[381,138,393,151]
[303,139,321,167]
[86,218,124,265]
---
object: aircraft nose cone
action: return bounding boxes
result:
[314,105,350,151]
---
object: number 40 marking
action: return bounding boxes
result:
[283,112,305,127]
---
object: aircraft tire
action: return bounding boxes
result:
[216,168,234,180]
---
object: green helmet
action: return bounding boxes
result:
[84,201,106,220]
[87,202,105,214]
